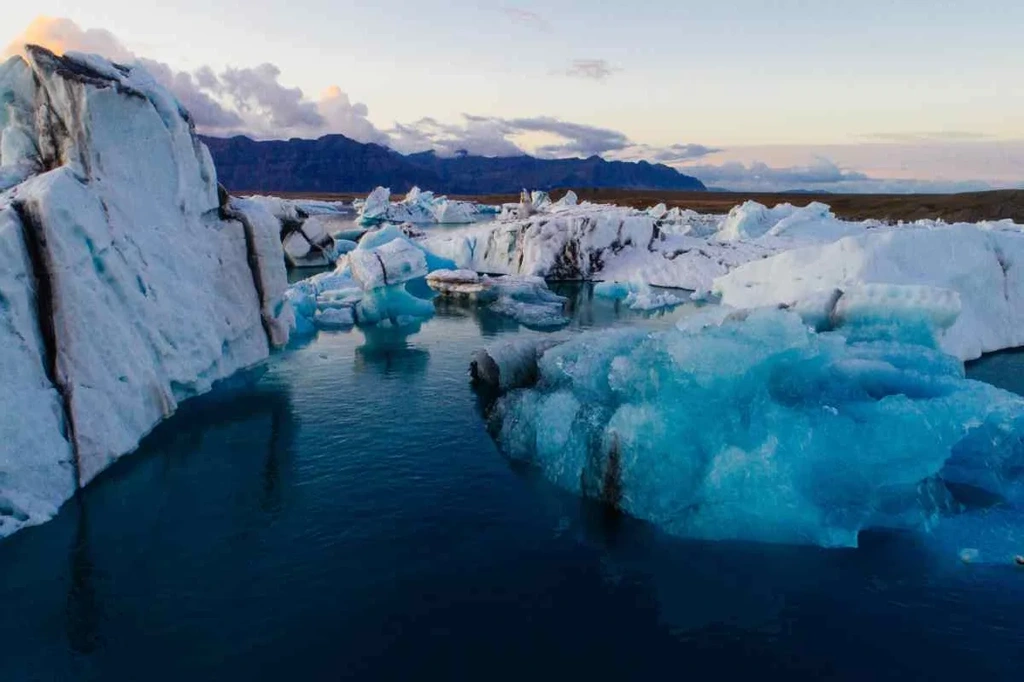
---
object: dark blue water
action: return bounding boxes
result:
[2,286,1024,681]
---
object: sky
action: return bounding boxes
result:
[2,2,1023,192]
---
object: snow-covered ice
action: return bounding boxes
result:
[480,306,1024,547]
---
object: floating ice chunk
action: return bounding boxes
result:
[314,307,355,330]
[479,308,1024,547]
[428,272,568,328]
[594,280,684,311]
[355,285,434,328]
[425,269,485,295]
[357,186,483,225]
[350,239,428,290]
[624,283,684,311]
[361,186,391,223]
[647,203,669,219]
[551,191,579,212]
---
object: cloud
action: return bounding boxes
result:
[686,158,869,189]
[4,16,386,143]
[388,114,644,159]
[613,143,723,164]
[212,63,324,131]
[862,131,994,143]
[317,86,391,146]
[563,59,619,81]
[678,157,1003,193]
[499,7,550,31]
[134,58,243,131]
[3,16,132,62]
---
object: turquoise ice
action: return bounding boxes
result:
[485,308,1024,547]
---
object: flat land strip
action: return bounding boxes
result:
[250,188,1024,224]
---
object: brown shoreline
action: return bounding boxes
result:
[242,188,1024,224]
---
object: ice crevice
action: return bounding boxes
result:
[10,198,82,487]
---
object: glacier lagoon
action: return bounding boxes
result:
[1,286,1024,680]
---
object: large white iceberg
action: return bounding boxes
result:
[0,47,291,537]
[420,199,777,291]
[715,224,1024,361]
[480,305,1024,547]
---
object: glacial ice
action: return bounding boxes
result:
[714,224,1024,360]
[427,270,569,328]
[0,47,291,537]
[480,306,1024,547]
[357,186,489,225]
[350,238,429,289]
[594,281,684,311]
[422,194,1024,357]
[287,228,439,335]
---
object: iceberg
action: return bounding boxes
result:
[714,224,1024,360]
[420,199,777,291]
[288,228,439,334]
[356,186,489,225]
[350,238,428,289]
[478,305,1024,547]
[427,270,568,328]
[594,280,684,311]
[0,47,292,537]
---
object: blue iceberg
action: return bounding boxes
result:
[480,307,1024,547]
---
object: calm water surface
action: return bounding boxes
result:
[2,284,1024,681]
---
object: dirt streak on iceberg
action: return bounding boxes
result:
[0,46,292,538]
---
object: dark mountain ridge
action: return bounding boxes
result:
[202,134,706,194]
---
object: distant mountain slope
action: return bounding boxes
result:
[201,134,706,194]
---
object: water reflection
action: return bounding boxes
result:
[354,326,430,377]
[65,496,101,656]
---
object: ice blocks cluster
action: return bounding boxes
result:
[357,186,491,225]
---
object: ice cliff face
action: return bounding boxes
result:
[0,47,291,538]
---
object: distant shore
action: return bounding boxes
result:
[244,188,1024,224]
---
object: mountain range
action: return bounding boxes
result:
[201,134,707,194]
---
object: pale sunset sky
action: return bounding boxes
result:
[3,1,1022,191]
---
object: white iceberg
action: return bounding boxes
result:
[357,186,487,225]
[427,270,568,328]
[350,238,429,289]
[0,47,291,537]
[594,280,684,311]
[714,224,1024,360]
[480,306,1024,547]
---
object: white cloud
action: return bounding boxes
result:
[563,59,619,81]
[499,7,550,31]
